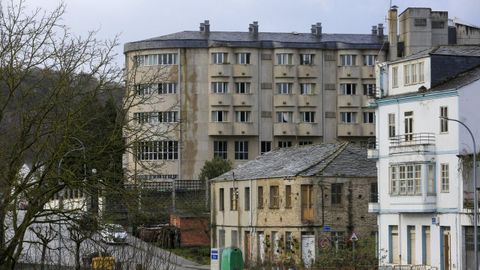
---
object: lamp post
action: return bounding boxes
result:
[442,117,478,269]
[56,137,86,268]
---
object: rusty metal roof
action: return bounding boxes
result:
[213,142,376,181]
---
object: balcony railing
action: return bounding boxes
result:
[389,133,435,154]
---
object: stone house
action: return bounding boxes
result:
[210,142,377,267]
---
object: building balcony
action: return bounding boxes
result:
[337,66,360,79]
[360,66,375,78]
[208,64,232,77]
[208,122,233,136]
[338,95,361,107]
[297,65,319,78]
[209,94,232,106]
[232,64,253,77]
[367,139,379,159]
[233,122,258,136]
[297,95,318,107]
[338,123,375,137]
[273,123,296,136]
[297,123,321,136]
[274,65,296,78]
[274,94,296,107]
[232,94,254,107]
[389,195,437,213]
[389,133,436,155]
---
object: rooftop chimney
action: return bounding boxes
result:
[388,6,398,60]
[372,25,378,35]
[311,22,322,37]
[199,20,210,34]
[249,21,259,35]
[378,23,384,38]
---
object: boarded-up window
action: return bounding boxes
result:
[230,188,238,211]
[258,186,264,209]
[270,186,279,209]
[219,188,225,211]
[285,185,292,208]
[301,185,314,222]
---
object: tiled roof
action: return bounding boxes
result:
[124,31,387,52]
[390,45,480,63]
[213,142,376,181]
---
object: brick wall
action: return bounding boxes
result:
[170,214,210,247]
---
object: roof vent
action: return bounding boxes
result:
[200,20,210,34]
[249,21,259,35]
[311,22,322,37]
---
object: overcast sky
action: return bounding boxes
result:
[27,0,480,68]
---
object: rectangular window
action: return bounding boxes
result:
[285,185,292,208]
[440,106,448,133]
[441,163,449,192]
[235,141,248,160]
[340,83,357,95]
[301,185,314,221]
[390,164,422,195]
[407,226,416,264]
[276,111,293,123]
[285,231,293,252]
[231,230,238,248]
[211,82,228,93]
[211,111,228,122]
[230,187,238,211]
[299,141,313,146]
[404,64,410,85]
[245,187,250,211]
[136,83,177,95]
[159,83,177,94]
[137,141,178,160]
[300,83,314,95]
[404,111,414,141]
[388,113,396,138]
[331,183,343,204]
[363,84,376,96]
[363,55,376,66]
[261,141,271,154]
[236,53,250,64]
[422,226,431,265]
[219,188,225,211]
[213,141,227,159]
[340,112,357,123]
[392,67,399,88]
[235,111,251,122]
[278,141,292,148]
[370,183,378,203]
[219,229,225,248]
[428,163,436,194]
[418,62,425,82]
[390,225,399,264]
[276,83,293,94]
[269,186,279,209]
[340,55,356,66]
[276,53,293,65]
[301,111,315,123]
[300,54,314,65]
[235,82,251,94]
[257,186,264,209]
[212,52,228,64]
[158,111,179,123]
[414,18,427,26]
[363,112,375,123]
[136,53,178,66]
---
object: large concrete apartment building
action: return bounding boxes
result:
[123,6,480,186]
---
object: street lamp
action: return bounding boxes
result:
[56,136,86,268]
[441,116,478,269]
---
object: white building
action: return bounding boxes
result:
[372,45,480,270]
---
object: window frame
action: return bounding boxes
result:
[363,112,375,124]
[230,187,238,211]
[276,83,293,94]
[213,140,228,159]
[269,185,280,209]
[340,112,357,123]
[340,83,357,95]
[300,54,314,65]
[234,141,249,160]
[441,163,449,193]
[331,183,343,205]
[235,111,251,123]
[300,83,314,95]
[211,82,228,94]
[236,53,251,64]
[219,188,225,211]
[276,53,293,65]
[301,111,315,123]
[211,110,228,122]
[276,111,293,123]
[212,52,228,64]
[440,106,448,133]
[235,82,251,94]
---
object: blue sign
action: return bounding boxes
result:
[323,225,331,232]
[211,249,219,261]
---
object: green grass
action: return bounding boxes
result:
[167,246,211,265]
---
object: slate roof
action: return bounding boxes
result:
[430,64,480,91]
[124,31,387,52]
[390,45,480,63]
[213,142,376,181]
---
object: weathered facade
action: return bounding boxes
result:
[210,143,377,267]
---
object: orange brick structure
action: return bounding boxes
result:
[170,213,210,247]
